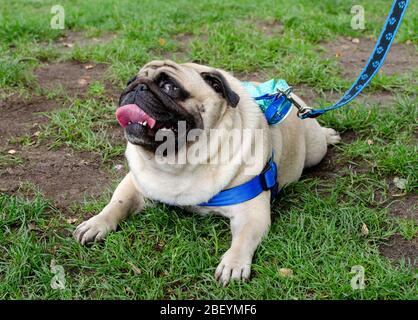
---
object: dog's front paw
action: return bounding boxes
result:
[215,250,251,286]
[74,215,116,245]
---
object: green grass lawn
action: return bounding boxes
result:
[0,0,417,299]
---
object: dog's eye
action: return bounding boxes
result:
[211,81,221,93]
[160,80,178,95]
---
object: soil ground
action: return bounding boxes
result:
[0,59,120,207]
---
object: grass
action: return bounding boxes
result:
[39,98,125,162]
[0,0,417,299]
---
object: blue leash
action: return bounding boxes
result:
[298,0,410,119]
[198,0,409,207]
[245,0,410,122]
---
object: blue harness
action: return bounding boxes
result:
[198,80,292,207]
[199,156,279,207]
[198,0,409,207]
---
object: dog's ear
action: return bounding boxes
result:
[201,71,240,108]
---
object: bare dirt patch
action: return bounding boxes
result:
[1,61,113,148]
[302,131,357,180]
[34,61,109,96]
[387,192,417,221]
[0,146,113,208]
[250,18,285,37]
[379,234,418,267]
[322,37,418,78]
[1,59,122,206]
[44,30,117,54]
[173,33,196,51]
[0,94,59,146]
[235,70,270,83]
[163,32,208,61]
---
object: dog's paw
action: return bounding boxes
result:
[74,215,116,245]
[323,128,341,145]
[215,251,251,286]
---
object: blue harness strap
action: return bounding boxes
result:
[300,0,409,119]
[199,155,278,207]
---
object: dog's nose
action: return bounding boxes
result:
[137,83,148,91]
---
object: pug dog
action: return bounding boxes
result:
[74,60,341,285]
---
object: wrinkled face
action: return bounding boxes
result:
[117,60,240,153]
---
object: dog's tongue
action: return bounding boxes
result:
[115,104,156,129]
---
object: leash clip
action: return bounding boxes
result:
[276,86,313,119]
